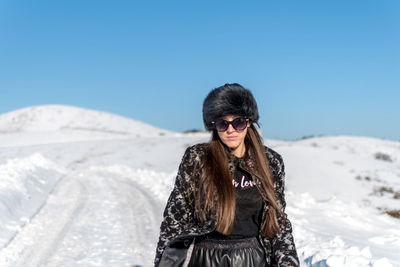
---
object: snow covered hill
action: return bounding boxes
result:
[0,105,175,146]
[280,136,400,266]
[0,106,399,266]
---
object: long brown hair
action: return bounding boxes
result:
[194,124,283,237]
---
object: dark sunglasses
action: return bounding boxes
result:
[212,117,249,132]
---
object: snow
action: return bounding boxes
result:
[0,105,399,266]
[0,105,175,147]
[0,153,66,248]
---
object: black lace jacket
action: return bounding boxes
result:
[155,143,299,267]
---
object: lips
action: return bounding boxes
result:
[227,136,237,140]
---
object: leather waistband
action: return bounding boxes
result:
[194,236,260,249]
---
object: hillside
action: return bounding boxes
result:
[0,105,175,146]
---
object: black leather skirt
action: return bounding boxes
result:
[188,236,267,267]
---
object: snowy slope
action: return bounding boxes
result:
[278,136,400,266]
[0,106,399,267]
[0,105,175,147]
[0,153,66,248]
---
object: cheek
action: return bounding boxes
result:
[217,131,225,140]
[240,129,248,139]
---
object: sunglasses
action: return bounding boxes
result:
[212,117,249,132]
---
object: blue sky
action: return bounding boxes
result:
[0,0,399,141]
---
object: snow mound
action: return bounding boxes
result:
[288,192,399,267]
[0,153,65,247]
[0,105,174,137]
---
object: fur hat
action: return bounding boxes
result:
[202,83,259,131]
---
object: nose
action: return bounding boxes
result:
[226,123,235,133]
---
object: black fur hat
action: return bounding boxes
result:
[202,83,259,131]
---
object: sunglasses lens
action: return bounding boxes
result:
[232,117,247,131]
[215,120,228,132]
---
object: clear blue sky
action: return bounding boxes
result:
[0,0,399,141]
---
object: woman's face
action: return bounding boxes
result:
[217,115,249,156]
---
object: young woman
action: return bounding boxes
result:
[155,83,299,267]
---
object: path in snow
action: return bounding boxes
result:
[0,167,163,267]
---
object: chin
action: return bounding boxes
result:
[224,141,241,150]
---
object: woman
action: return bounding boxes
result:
[155,83,299,267]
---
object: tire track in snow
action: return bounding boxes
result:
[0,166,165,267]
[42,169,163,267]
[37,179,89,266]
[0,171,88,267]
[104,172,163,266]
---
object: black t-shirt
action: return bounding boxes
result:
[205,164,264,240]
